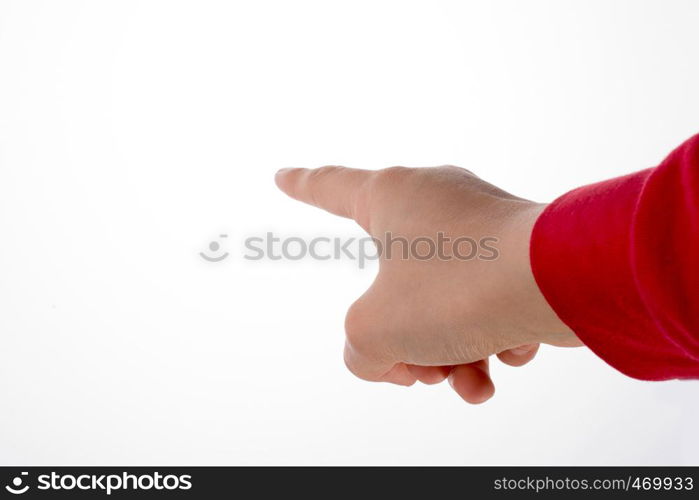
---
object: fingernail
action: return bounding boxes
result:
[276,167,293,175]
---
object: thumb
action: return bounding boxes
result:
[275,166,372,223]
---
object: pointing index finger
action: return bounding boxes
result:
[274,166,372,224]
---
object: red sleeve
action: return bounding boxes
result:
[530,134,699,380]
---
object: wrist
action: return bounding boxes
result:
[509,202,581,347]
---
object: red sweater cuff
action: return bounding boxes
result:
[530,169,699,380]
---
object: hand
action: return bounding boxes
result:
[275,165,581,403]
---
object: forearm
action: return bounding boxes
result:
[530,135,699,380]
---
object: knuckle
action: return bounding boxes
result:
[343,295,395,382]
[342,341,379,382]
[369,166,414,194]
[344,300,371,353]
[376,165,411,181]
[440,164,478,178]
[342,344,363,378]
[304,167,336,204]
[440,164,465,172]
[310,165,342,180]
[431,164,473,177]
[384,165,410,174]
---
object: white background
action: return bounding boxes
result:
[0,0,698,465]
